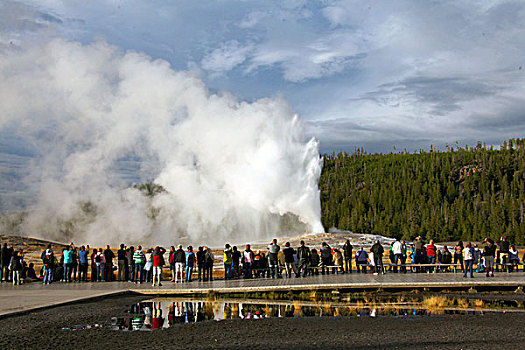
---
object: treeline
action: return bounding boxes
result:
[319,139,525,244]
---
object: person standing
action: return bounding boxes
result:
[231,246,241,279]
[454,241,464,272]
[127,246,135,282]
[133,245,146,284]
[343,240,353,273]
[63,246,73,282]
[152,246,166,287]
[463,242,475,278]
[333,248,344,274]
[296,241,310,277]
[169,246,176,282]
[104,245,115,282]
[185,246,195,282]
[498,236,510,272]
[205,247,214,281]
[243,245,254,279]
[43,250,55,284]
[78,246,89,282]
[196,246,206,281]
[371,240,384,275]
[96,248,106,282]
[1,243,12,282]
[117,244,127,282]
[392,238,402,273]
[282,242,297,278]
[9,251,23,285]
[90,248,98,282]
[174,245,186,283]
[482,238,496,277]
[223,244,233,280]
[267,239,280,279]
[413,236,424,270]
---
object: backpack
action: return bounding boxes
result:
[95,254,101,263]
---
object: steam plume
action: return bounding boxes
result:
[0,39,324,245]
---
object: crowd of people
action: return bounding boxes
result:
[0,235,522,286]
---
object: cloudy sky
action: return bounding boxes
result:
[2,0,524,154]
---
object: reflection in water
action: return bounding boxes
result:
[109,298,501,331]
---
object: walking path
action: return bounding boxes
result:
[2,273,525,317]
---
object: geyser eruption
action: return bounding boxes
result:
[0,39,324,245]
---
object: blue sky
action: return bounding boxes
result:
[2,0,525,153]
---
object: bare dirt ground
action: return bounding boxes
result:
[1,293,525,349]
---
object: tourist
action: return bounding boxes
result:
[282,242,297,278]
[400,240,407,273]
[204,247,214,281]
[78,245,88,282]
[371,240,384,275]
[243,244,254,279]
[117,243,127,282]
[309,249,320,275]
[169,246,176,282]
[232,246,241,279]
[104,245,115,281]
[152,246,166,287]
[413,236,424,268]
[332,248,344,274]
[258,251,270,278]
[9,251,23,285]
[482,238,496,277]
[392,238,403,273]
[127,246,135,282]
[320,242,332,275]
[71,248,78,281]
[498,236,510,271]
[1,243,12,282]
[454,241,464,272]
[440,246,452,272]
[144,248,153,283]
[43,250,55,284]
[343,240,353,273]
[426,240,437,264]
[185,246,195,282]
[26,262,38,281]
[63,246,73,282]
[133,245,146,284]
[267,239,280,279]
[223,244,233,280]
[509,245,520,272]
[95,248,106,282]
[174,244,186,283]
[90,248,98,282]
[355,247,368,273]
[296,241,310,277]
[463,242,474,278]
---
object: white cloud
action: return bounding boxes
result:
[201,40,254,72]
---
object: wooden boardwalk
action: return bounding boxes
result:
[3,272,525,317]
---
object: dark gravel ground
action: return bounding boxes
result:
[1,294,525,350]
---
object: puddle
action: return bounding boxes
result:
[103,297,517,331]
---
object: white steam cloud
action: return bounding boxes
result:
[0,39,324,246]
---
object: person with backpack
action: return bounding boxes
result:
[95,248,106,282]
[133,245,146,284]
[482,238,496,277]
[185,246,195,282]
[309,249,320,275]
[267,239,280,279]
[174,245,186,283]
[371,240,385,275]
[152,246,166,287]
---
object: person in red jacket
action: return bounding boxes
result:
[152,246,166,287]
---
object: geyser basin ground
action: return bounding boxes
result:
[2,293,525,349]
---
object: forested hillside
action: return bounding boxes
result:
[320,139,525,244]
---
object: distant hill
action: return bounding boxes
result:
[320,138,525,244]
